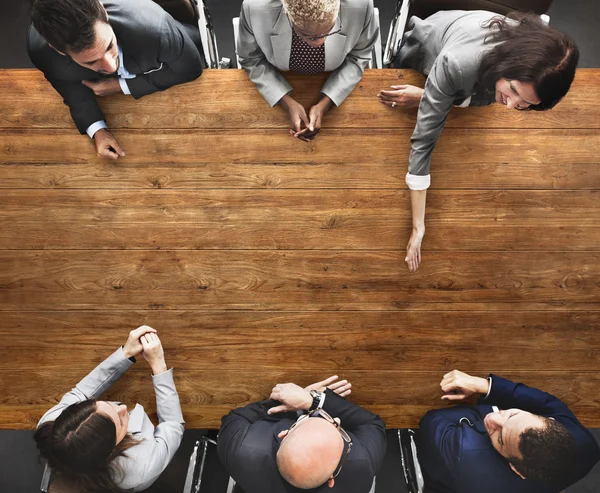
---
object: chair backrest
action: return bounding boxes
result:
[410,0,553,19]
[232,17,242,69]
[196,0,221,68]
[369,7,384,69]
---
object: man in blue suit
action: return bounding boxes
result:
[416,370,600,493]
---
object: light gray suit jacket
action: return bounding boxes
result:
[397,10,505,190]
[237,0,379,107]
[38,347,185,492]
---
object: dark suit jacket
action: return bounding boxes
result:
[416,375,600,493]
[217,390,387,493]
[27,0,203,134]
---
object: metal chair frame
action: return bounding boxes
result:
[183,436,237,493]
[195,0,230,68]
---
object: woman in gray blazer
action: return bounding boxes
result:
[34,326,184,493]
[377,11,579,272]
[238,0,379,141]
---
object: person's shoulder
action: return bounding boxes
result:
[243,0,282,11]
[27,25,50,60]
[341,0,373,7]
[104,0,167,31]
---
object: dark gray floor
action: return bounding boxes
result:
[0,0,599,491]
[1,0,599,67]
[1,429,599,492]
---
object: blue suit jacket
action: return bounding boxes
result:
[416,375,600,493]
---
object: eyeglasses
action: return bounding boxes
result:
[287,15,343,42]
[285,408,353,478]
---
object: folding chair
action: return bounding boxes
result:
[383,0,553,67]
[195,0,230,68]
[368,8,383,69]
[398,429,425,493]
[183,436,237,493]
[232,17,242,69]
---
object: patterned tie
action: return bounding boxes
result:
[289,30,326,75]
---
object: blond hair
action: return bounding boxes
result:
[282,0,340,30]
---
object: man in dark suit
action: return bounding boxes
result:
[416,370,600,493]
[217,376,386,493]
[27,0,204,160]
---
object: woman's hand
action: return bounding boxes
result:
[378,85,424,109]
[279,95,311,140]
[123,325,157,359]
[406,228,424,272]
[141,332,168,375]
[296,96,333,142]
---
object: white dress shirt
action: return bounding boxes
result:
[86,44,137,138]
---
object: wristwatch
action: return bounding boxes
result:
[309,390,325,412]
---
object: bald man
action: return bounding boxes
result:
[217,376,386,493]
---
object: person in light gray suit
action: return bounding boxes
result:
[377,10,579,272]
[34,326,184,493]
[238,0,379,141]
[28,0,204,161]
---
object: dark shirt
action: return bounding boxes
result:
[289,30,326,74]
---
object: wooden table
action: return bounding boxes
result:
[0,69,598,429]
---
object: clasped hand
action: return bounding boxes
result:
[281,95,332,142]
[267,375,352,415]
[122,325,168,375]
[440,370,490,402]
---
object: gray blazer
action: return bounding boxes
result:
[27,0,203,134]
[38,347,185,492]
[237,0,379,107]
[397,10,505,190]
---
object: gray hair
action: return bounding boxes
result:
[282,0,340,29]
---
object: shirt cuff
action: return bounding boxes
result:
[406,173,431,190]
[86,120,107,139]
[318,391,326,410]
[118,78,131,95]
[484,376,493,399]
[454,96,472,108]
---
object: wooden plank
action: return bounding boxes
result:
[0,311,598,372]
[1,369,598,429]
[1,160,597,191]
[0,190,598,250]
[0,69,598,130]
[0,129,598,191]
[0,251,597,310]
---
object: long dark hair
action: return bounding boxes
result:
[34,400,138,493]
[479,13,579,111]
[30,0,107,53]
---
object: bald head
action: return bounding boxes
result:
[277,418,344,489]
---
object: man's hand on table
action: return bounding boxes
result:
[82,78,122,97]
[268,375,352,414]
[94,129,126,160]
[440,370,490,402]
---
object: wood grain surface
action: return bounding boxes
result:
[0,69,598,429]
